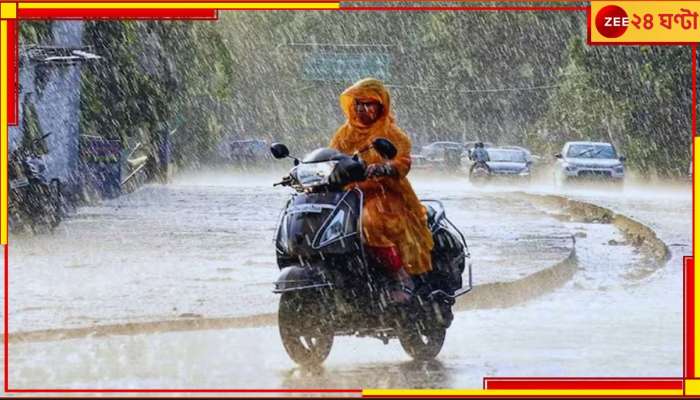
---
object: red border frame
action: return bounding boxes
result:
[18,8,220,19]
[6,20,16,125]
[2,2,695,396]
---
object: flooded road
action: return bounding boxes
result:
[7,170,573,332]
[4,170,691,391]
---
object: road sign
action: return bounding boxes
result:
[303,52,391,82]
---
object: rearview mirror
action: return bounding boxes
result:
[270,143,289,159]
[619,156,626,162]
[372,138,397,160]
[554,153,562,159]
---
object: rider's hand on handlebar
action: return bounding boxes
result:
[273,176,291,187]
[366,163,397,178]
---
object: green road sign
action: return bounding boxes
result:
[303,53,391,82]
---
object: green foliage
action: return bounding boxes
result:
[20,96,46,153]
[79,21,235,167]
[537,37,691,176]
[19,21,53,45]
[76,14,691,176]
[215,12,580,150]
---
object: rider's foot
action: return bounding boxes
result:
[388,268,415,304]
[389,287,412,304]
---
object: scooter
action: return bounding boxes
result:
[9,133,62,233]
[270,138,472,365]
[469,161,491,185]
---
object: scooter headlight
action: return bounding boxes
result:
[316,209,346,247]
[295,161,338,188]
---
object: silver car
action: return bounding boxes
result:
[554,141,625,185]
[421,141,464,161]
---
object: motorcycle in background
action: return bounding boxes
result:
[469,161,491,185]
[9,133,62,233]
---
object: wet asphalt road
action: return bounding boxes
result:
[3,170,691,391]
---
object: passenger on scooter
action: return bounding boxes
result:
[329,78,434,304]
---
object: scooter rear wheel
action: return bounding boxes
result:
[399,325,446,361]
[470,167,490,186]
[278,291,333,366]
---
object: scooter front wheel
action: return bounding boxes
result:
[278,291,333,366]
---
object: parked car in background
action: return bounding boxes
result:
[553,141,625,186]
[410,154,433,170]
[466,147,532,182]
[222,139,270,163]
[421,141,465,161]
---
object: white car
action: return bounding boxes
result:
[554,141,625,185]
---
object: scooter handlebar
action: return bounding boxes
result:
[273,176,293,187]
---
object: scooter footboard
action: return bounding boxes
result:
[273,265,332,293]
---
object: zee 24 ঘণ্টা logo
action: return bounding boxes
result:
[595,5,630,38]
[595,4,700,39]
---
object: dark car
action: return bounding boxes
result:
[480,148,532,179]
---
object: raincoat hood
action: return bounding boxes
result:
[330,78,434,275]
[339,78,393,129]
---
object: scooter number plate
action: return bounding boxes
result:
[285,204,335,214]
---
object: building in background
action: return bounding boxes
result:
[9,22,102,205]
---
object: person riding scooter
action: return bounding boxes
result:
[470,142,490,174]
[329,78,434,303]
[270,137,472,364]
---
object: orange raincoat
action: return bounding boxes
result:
[330,78,434,275]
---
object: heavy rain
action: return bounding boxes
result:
[5,9,692,392]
